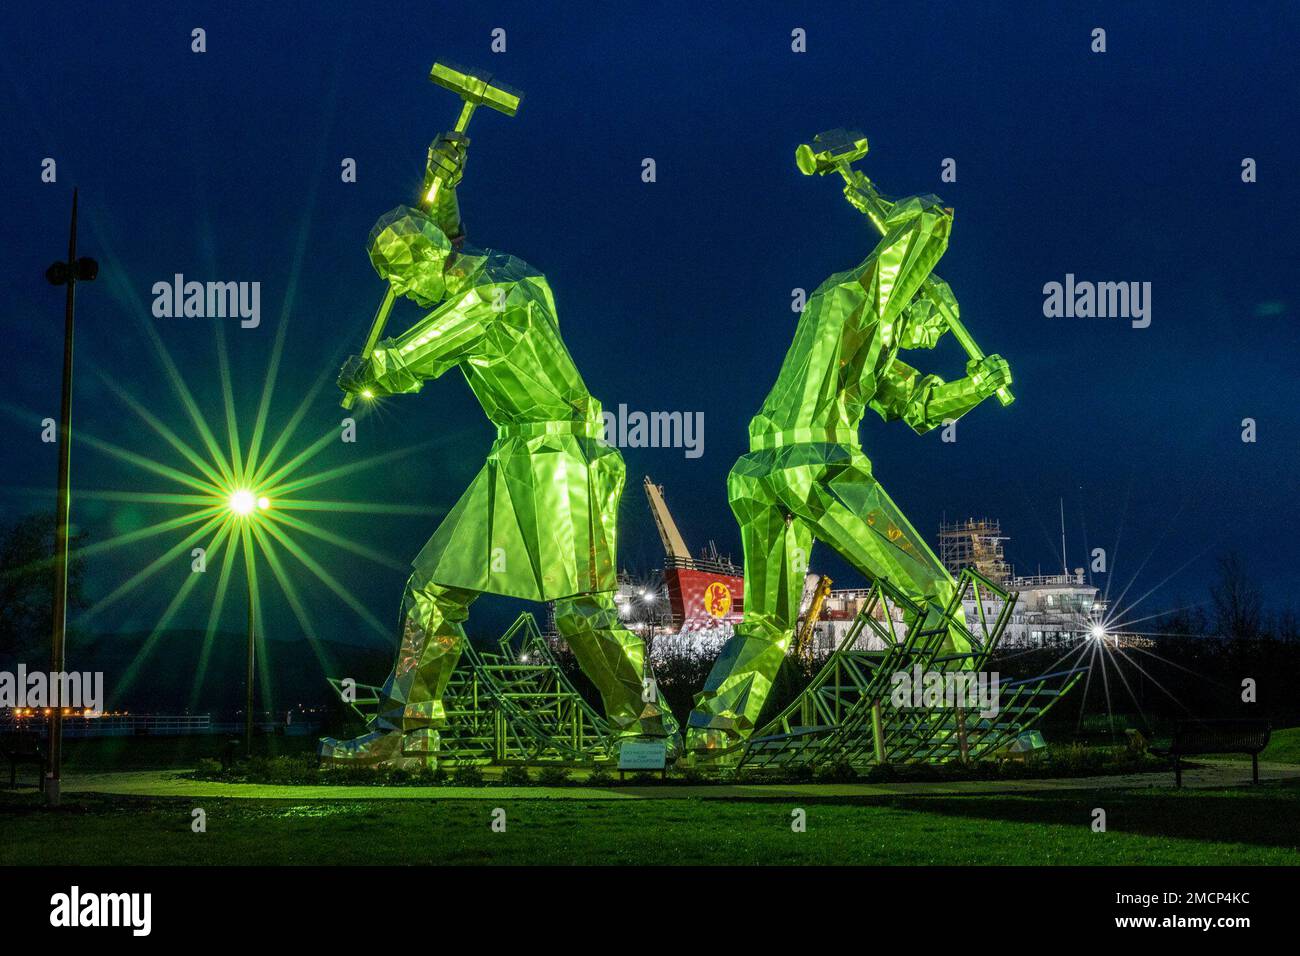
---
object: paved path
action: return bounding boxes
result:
[60,759,1300,801]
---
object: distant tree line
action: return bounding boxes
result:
[0,512,87,663]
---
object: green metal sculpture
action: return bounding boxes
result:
[320,65,676,767]
[686,130,1013,753]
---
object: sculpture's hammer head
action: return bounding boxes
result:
[795,128,869,176]
[429,61,522,117]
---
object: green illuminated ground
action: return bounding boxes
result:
[3,782,1297,865]
[5,731,1292,865]
[1260,728,1300,764]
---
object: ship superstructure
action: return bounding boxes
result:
[633,477,1118,656]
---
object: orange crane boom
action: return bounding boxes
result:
[643,476,693,566]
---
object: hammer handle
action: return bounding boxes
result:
[342,100,481,410]
[341,286,398,410]
[841,170,1014,406]
[922,284,1013,407]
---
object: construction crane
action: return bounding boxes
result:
[643,476,693,567]
[794,574,833,665]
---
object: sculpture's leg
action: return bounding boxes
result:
[320,575,477,768]
[687,454,812,752]
[791,450,968,657]
[688,445,970,753]
[378,578,478,732]
[555,590,679,747]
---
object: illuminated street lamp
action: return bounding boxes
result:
[227,488,270,755]
[640,589,661,646]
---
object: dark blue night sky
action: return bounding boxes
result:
[2,2,1297,649]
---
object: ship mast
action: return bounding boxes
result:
[1059,498,1068,577]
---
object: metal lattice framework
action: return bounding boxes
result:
[330,613,612,766]
[734,569,1084,770]
[329,574,1082,772]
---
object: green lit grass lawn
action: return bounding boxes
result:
[2,782,1297,865]
[1262,726,1300,764]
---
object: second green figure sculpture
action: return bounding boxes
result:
[686,142,1012,753]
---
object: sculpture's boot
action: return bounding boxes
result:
[686,616,791,756]
[320,579,476,768]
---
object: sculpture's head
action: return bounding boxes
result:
[898,297,947,349]
[368,205,453,306]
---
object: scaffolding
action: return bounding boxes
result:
[938,517,1012,586]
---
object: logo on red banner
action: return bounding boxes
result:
[703,581,732,619]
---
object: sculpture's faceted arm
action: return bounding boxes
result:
[871,356,1012,434]
[357,286,500,396]
[857,192,954,330]
[430,185,463,242]
[922,274,959,323]
[868,360,947,434]
[843,172,957,322]
[902,363,981,434]
[847,175,1012,431]
[842,170,900,235]
[870,359,931,431]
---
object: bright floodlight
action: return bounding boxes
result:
[1090,623,1106,640]
[228,489,270,516]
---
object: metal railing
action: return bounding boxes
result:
[1,713,213,737]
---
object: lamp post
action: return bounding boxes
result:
[640,589,659,650]
[227,488,269,756]
[44,189,98,807]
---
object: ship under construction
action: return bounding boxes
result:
[634,477,1128,659]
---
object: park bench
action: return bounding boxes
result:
[1,731,47,793]
[1151,719,1271,788]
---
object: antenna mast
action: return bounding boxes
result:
[1059,498,1068,576]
